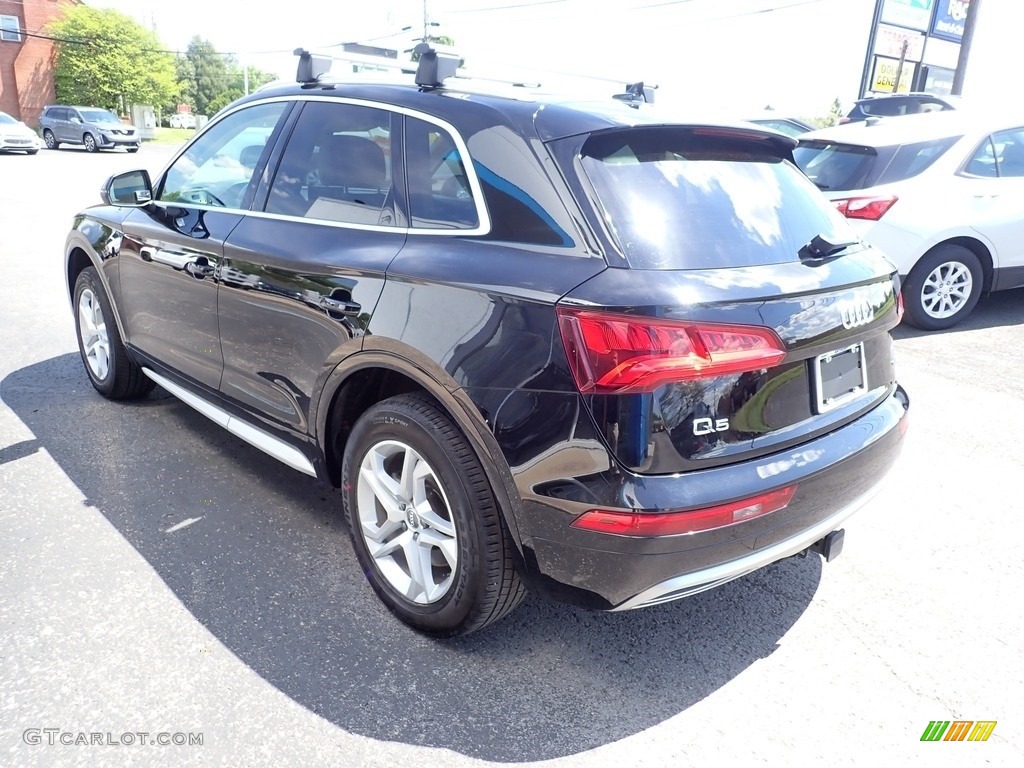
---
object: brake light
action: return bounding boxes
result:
[571,485,798,536]
[834,195,898,221]
[556,308,786,395]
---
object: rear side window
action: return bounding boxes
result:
[404,116,480,230]
[578,127,857,269]
[795,137,958,191]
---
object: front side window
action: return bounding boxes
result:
[160,102,286,209]
[266,101,395,226]
[405,116,479,230]
[0,15,21,42]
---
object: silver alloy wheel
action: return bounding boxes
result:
[920,260,973,319]
[43,130,56,149]
[78,288,110,381]
[356,439,459,604]
[83,133,96,152]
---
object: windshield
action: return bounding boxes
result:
[79,109,121,123]
[578,127,859,269]
[0,113,17,125]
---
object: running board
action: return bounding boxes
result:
[141,368,317,477]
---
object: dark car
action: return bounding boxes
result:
[842,93,958,124]
[39,105,139,152]
[63,49,909,636]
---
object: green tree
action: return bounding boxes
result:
[49,6,176,113]
[186,37,231,115]
[810,97,844,129]
[163,54,197,115]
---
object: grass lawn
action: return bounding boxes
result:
[150,127,197,143]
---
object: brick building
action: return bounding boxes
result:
[1,0,78,125]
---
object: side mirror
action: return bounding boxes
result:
[102,169,154,206]
[69,116,81,124]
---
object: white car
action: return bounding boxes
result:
[168,112,197,129]
[795,111,1024,329]
[0,111,41,154]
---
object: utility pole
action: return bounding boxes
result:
[952,0,982,95]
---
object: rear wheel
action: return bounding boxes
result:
[43,129,58,149]
[342,393,525,636]
[83,133,97,153]
[902,245,983,330]
[73,267,154,399]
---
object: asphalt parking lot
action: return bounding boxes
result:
[1,143,1021,767]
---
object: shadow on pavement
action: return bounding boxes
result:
[2,354,822,762]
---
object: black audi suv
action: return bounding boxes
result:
[64,50,909,636]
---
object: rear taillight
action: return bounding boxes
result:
[556,308,786,395]
[571,485,798,536]
[834,195,898,221]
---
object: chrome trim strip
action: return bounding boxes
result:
[141,368,317,477]
[610,479,887,612]
[153,94,491,236]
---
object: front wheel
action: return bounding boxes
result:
[902,244,983,330]
[73,267,154,399]
[342,393,525,636]
[83,133,97,153]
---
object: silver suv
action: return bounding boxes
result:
[39,106,139,153]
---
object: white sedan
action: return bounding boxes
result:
[795,111,1024,330]
[0,111,41,154]
[168,112,197,129]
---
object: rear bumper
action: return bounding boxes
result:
[515,385,909,610]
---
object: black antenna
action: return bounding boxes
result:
[612,81,657,108]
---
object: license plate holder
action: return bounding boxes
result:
[813,343,867,413]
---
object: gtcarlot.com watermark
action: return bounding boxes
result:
[23,728,203,747]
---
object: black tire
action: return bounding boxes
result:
[73,267,154,399]
[342,393,525,636]
[127,145,139,153]
[43,129,58,150]
[83,133,98,153]
[27,149,38,155]
[902,244,983,331]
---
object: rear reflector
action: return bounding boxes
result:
[556,308,786,395]
[834,195,898,221]
[571,485,798,536]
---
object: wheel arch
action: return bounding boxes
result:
[315,351,526,548]
[919,236,994,292]
[65,236,131,343]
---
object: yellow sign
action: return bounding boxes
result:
[871,56,917,93]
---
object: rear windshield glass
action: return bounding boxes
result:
[578,127,857,269]
[795,136,958,191]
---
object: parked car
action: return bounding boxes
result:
[39,105,139,152]
[795,111,1024,329]
[745,113,817,137]
[63,49,909,636]
[168,112,197,129]
[0,111,41,154]
[842,93,958,124]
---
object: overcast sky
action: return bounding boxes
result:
[85,0,1020,117]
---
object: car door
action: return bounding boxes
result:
[216,99,404,436]
[54,108,74,143]
[116,101,290,391]
[962,127,1024,281]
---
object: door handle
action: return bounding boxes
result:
[142,248,190,269]
[185,259,217,279]
[319,296,361,316]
